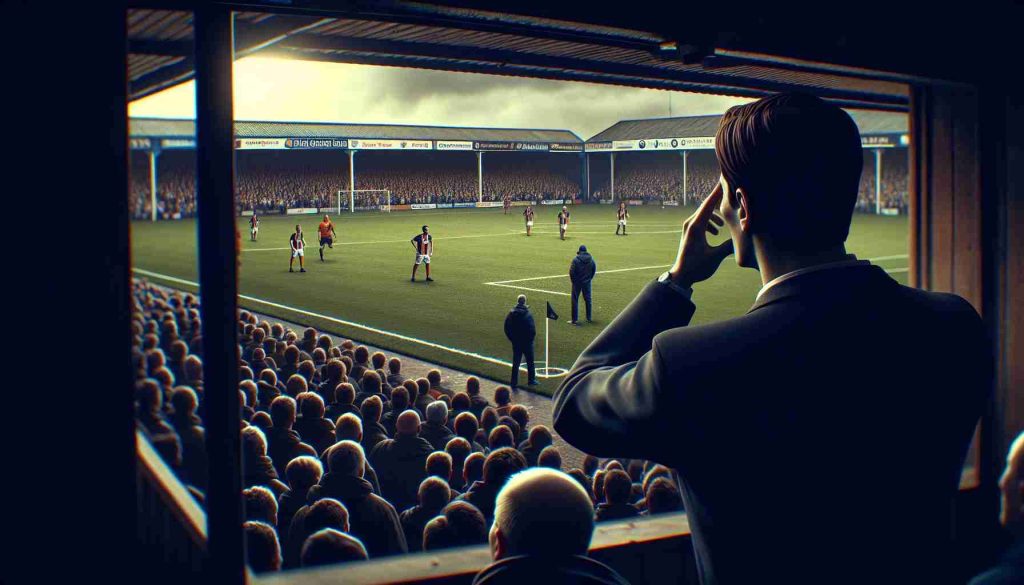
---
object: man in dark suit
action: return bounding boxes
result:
[569,245,596,325]
[553,93,990,585]
[504,294,538,388]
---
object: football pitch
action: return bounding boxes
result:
[131,205,909,396]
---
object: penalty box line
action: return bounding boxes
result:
[131,268,566,378]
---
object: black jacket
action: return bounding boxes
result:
[553,265,990,585]
[293,416,336,456]
[369,434,435,513]
[504,304,536,347]
[569,252,596,286]
[594,502,640,522]
[472,555,630,585]
[169,414,209,490]
[399,504,445,552]
[307,473,408,558]
[361,420,389,454]
[456,480,502,525]
[266,427,309,478]
[420,421,457,451]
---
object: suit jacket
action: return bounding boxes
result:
[553,265,990,585]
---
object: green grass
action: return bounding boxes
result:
[131,205,908,395]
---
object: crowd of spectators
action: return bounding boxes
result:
[130,151,198,220]
[856,149,910,213]
[589,151,719,203]
[132,279,686,575]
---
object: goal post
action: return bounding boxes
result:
[335,189,391,213]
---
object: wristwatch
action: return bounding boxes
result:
[657,271,693,297]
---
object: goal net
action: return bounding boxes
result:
[335,189,391,213]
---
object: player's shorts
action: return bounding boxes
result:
[292,248,304,258]
[526,221,534,227]
[415,254,431,265]
[320,236,333,247]
[618,219,627,226]
[251,226,259,234]
[560,224,568,232]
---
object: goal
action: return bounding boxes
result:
[334,189,391,213]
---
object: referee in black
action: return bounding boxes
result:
[504,294,538,388]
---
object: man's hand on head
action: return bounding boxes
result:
[669,184,734,288]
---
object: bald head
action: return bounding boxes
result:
[491,467,595,560]
[1000,431,1024,530]
[396,409,422,436]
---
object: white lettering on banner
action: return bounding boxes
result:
[585,142,612,151]
[598,199,615,204]
[613,140,636,150]
[540,199,565,205]
[410,203,437,210]
[130,138,152,150]
[236,138,287,150]
[161,138,195,149]
[663,201,680,206]
[611,136,716,151]
[627,200,644,206]
[477,201,505,208]
[240,211,254,216]
[435,141,474,151]
[285,208,319,215]
[350,139,432,150]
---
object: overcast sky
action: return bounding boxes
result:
[129,57,754,140]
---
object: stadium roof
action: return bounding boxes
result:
[128,7,910,111]
[129,118,580,143]
[587,109,908,142]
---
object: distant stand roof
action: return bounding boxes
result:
[587,109,907,143]
[129,118,581,143]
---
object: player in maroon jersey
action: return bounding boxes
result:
[503,194,512,215]
[410,225,434,282]
[249,212,260,241]
[289,224,306,273]
[523,204,535,236]
[615,201,629,236]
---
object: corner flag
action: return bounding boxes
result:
[546,301,559,321]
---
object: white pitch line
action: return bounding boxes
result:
[131,268,566,378]
[487,282,571,297]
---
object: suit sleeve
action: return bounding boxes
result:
[553,281,695,460]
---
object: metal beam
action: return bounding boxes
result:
[194,6,243,584]
[129,38,193,56]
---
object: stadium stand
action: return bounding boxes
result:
[131,278,686,572]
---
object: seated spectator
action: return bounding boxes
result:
[169,386,209,490]
[183,355,204,396]
[318,360,348,405]
[285,374,308,399]
[421,401,457,451]
[567,469,591,495]
[355,370,387,407]
[267,396,317,478]
[473,468,628,585]
[351,346,371,379]
[135,379,174,437]
[463,452,485,488]
[244,521,282,574]
[167,340,189,382]
[293,392,336,455]
[582,455,599,482]
[480,407,499,440]
[497,416,522,445]
[370,410,434,513]
[322,439,382,497]
[312,348,328,375]
[256,370,281,412]
[244,485,279,526]
[297,360,319,388]
[450,393,472,431]
[403,380,423,418]
[285,497,349,568]
[427,369,453,399]
[359,395,389,453]
[280,345,300,381]
[642,477,684,516]
[466,377,489,418]
[446,437,472,491]
[591,470,606,505]
[307,440,407,557]
[488,426,515,451]
[301,529,369,567]
[376,368,393,393]
[538,446,562,471]
[242,426,289,495]
[400,476,451,552]
[595,469,640,522]
[519,425,553,468]
[493,387,512,417]
[371,351,387,372]
[458,447,527,524]
[426,451,456,492]
[326,382,358,422]
[509,405,529,435]
[239,380,258,421]
[386,357,407,388]
[414,378,434,413]
[335,413,362,443]
[380,386,410,437]
[971,432,1024,584]
[250,347,271,376]
[250,411,272,432]
[278,456,324,535]
[423,501,489,552]
[455,412,486,453]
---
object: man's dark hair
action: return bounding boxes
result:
[645,477,685,515]
[390,386,409,411]
[388,357,401,374]
[465,376,480,396]
[423,501,487,551]
[452,392,470,411]
[488,425,514,450]
[300,529,368,567]
[603,469,632,505]
[418,475,451,511]
[494,386,511,406]
[482,447,527,486]
[305,498,349,534]
[454,412,479,442]
[538,446,562,470]
[715,92,862,250]
[244,521,281,573]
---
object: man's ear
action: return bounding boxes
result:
[735,188,752,233]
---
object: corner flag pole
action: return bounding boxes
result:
[545,312,549,376]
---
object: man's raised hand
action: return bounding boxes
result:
[669,184,734,287]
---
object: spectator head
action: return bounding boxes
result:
[271,323,284,339]
[305,498,350,535]
[490,468,595,560]
[354,345,369,365]
[303,327,317,343]
[153,367,175,390]
[1000,431,1024,531]
[390,387,409,412]
[301,529,368,568]
[427,369,442,387]
[418,475,451,512]
[269,396,297,429]
[285,455,324,492]
[169,340,188,363]
[527,425,553,449]
[259,368,277,386]
[454,412,479,443]
[538,446,562,471]
[488,426,514,450]
[298,359,317,381]
[483,448,527,488]
[604,460,625,473]
[645,477,685,515]
[592,470,607,503]
[286,374,308,397]
[249,411,272,432]
[135,379,162,414]
[145,348,166,373]
[423,501,488,551]
[497,416,521,444]
[297,392,325,420]
[371,351,386,370]
[360,395,383,423]
[151,433,182,467]
[360,370,382,395]
[464,452,485,486]
[340,355,354,372]
[494,386,511,407]
[642,465,672,495]
[252,327,265,344]
[426,451,453,482]
[327,440,365,478]
[416,378,431,400]
[603,469,632,505]
[446,437,471,462]
[239,365,254,381]
[438,394,452,409]
[426,401,449,426]
[316,334,333,351]
[244,521,281,573]
[466,377,481,397]
[170,386,198,417]
[396,409,421,437]
[567,468,591,494]
[326,359,346,384]
[715,93,862,266]
[243,486,278,525]
[311,347,327,365]
[452,392,470,412]
[509,405,529,430]
[403,379,419,402]
[284,345,300,366]
[341,339,355,351]
[388,357,402,375]
[335,413,363,442]
[252,347,266,363]
[335,383,355,406]
[480,408,498,434]
[627,460,645,483]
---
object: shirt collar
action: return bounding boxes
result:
[756,255,869,300]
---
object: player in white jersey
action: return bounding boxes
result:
[289,224,306,273]
[558,206,570,240]
[523,205,535,236]
[411,225,434,282]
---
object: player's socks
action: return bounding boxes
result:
[410,277,415,282]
